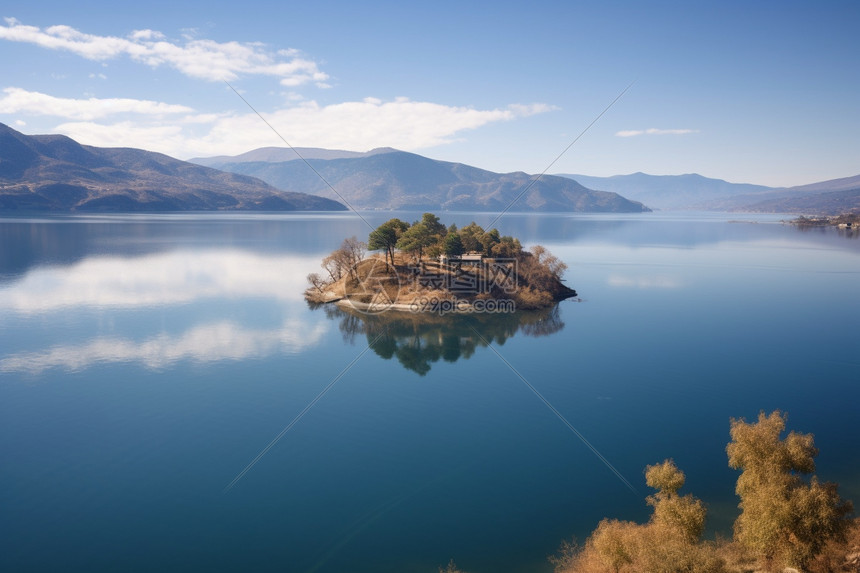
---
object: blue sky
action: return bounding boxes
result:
[1,0,857,187]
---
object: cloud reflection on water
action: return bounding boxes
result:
[0,318,327,374]
[0,250,319,314]
[0,249,330,373]
[606,274,684,289]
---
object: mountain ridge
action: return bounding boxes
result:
[196,148,651,213]
[555,172,860,213]
[0,123,346,212]
[190,146,398,166]
[555,172,780,210]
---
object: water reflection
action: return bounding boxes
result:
[318,303,566,375]
[3,214,857,285]
[0,318,327,374]
[0,247,332,372]
[791,223,860,240]
[0,250,316,314]
[0,213,369,281]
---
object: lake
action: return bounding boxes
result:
[1,212,858,573]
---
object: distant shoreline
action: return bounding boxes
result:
[787,213,859,229]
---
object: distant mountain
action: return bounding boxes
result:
[190,146,397,167]
[785,173,860,194]
[0,123,346,212]
[555,172,779,210]
[557,172,860,214]
[738,174,860,214]
[194,148,650,213]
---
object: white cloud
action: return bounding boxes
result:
[0,20,555,156]
[54,120,188,150]
[129,29,165,41]
[508,103,558,116]
[0,318,329,373]
[0,18,328,86]
[0,87,193,120]
[46,96,555,158]
[615,128,699,137]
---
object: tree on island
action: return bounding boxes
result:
[368,215,528,264]
[396,213,446,262]
[368,218,409,265]
[443,231,464,258]
[307,236,367,290]
[457,222,485,252]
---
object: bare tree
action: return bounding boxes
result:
[321,252,347,283]
[306,272,327,292]
[340,236,367,279]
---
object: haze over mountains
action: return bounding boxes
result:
[556,172,860,214]
[191,149,650,213]
[193,146,398,165]
[0,123,345,212]
[557,173,776,210]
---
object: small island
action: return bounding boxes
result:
[305,213,577,313]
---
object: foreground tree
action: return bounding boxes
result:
[645,459,706,544]
[554,460,723,573]
[727,410,853,570]
[552,413,856,573]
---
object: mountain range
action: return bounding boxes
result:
[191,149,650,213]
[555,172,860,214]
[1,121,855,215]
[0,123,345,212]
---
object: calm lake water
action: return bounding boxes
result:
[1,212,859,573]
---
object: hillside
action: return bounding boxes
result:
[557,172,779,210]
[741,187,860,215]
[558,171,860,214]
[194,148,650,213]
[0,123,346,212]
[738,174,860,215]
